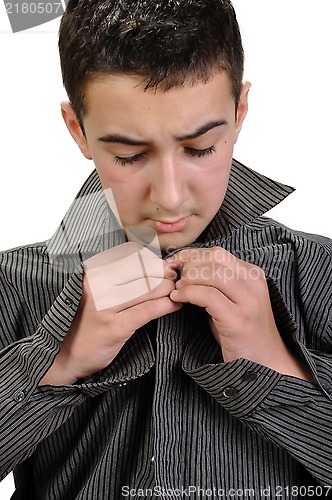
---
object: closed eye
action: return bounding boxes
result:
[114,145,216,165]
[185,146,216,158]
[114,153,146,166]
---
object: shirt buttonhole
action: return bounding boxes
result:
[242,371,258,383]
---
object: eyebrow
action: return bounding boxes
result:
[176,120,228,141]
[97,120,228,146]
[98,135,149,146]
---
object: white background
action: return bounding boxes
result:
[0,1,331,497]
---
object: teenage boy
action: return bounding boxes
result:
[0,0,331,498]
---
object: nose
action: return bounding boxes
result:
[149,156,189,211]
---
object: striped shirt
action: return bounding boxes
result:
[0,160,331,499]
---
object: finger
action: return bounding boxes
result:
[162,260,179,280]
[85,253,165,285]
[91,276,176,312]
[85,245,176,287]
[175,261,244,302]
[119,296,183,332]
[170,284,233,317]
[175,256,265,304]
[166,248,195,269]
[139,246,177,280]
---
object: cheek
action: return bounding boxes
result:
[93,160,123,188]
[104,185,142,227]
[92,154,135,193]
[194,155,231,191]
[100,171,147,224]
[192,155,232,212]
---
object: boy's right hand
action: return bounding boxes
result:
[39,242,180,385]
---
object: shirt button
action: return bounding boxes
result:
[242,371,258,382]
[222,387,237,398]
[13,391,26,403]
[64,298,74,307]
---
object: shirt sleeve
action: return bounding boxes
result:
[0,255,89,480]
[183,355,332,486]
[182,237,332,487]
[0,246,155,481]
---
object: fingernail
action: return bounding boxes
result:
[170,290,180,300]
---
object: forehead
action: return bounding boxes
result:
[82,71,235,136]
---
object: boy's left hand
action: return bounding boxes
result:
[168,247,313,381]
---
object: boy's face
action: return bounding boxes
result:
[62,72,250,251]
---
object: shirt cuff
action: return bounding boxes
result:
[183,357,283,418]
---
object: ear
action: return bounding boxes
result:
[234,81,251,143]
[61,102,92,160]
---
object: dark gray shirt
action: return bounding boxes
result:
[1,160,331,499]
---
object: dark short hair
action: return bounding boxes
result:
[59,0,244,128]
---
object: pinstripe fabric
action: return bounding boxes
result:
[0,159,332,499]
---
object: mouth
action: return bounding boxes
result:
[149,216,192,233]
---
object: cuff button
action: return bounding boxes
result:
[222,387,237,398]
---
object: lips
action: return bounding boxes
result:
[149,216,192,233]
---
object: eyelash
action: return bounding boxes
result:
[114,153,145,166]
[185,146,216,158]
[114,146,216,166]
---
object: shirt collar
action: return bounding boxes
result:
[205,158,294,242]
[46,159,294,260]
